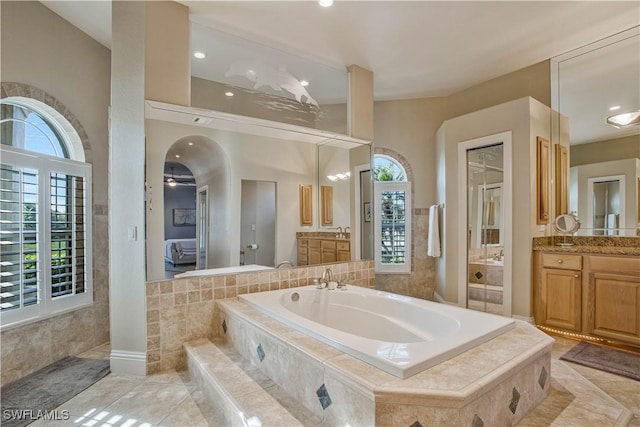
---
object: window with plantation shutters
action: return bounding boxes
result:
[0,100,92,328]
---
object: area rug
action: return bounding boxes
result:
[1,356,110,427]
[560,341,640,381]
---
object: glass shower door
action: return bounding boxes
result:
[466,144,504,315]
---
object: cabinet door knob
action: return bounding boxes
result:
[574,274,579,278]
[557,259,563,264]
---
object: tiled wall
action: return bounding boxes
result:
[1,206,110,386]
[145,260,375,374]
[375,208,436,300]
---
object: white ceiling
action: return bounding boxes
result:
[40,0,640,144]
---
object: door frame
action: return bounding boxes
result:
[196,185,209,270]
[457,131,512,317]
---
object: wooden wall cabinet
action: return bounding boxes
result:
[536,136,550,224]
[321,185,333,226]
[533,251,640,346]
[554,144,568,216]
[299,184,313,226]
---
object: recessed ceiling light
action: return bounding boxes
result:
[225,91,234,97]
[319,0,334,7]
[609,105,621,111]
[606,110,640,128]
[300,80,310,87]
[193,51,207,59]
[188,142,194,146]
[175,154,180,158]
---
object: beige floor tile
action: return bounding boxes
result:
[157,396,213,427]
[100,381,190,425]
[55,374,146,417]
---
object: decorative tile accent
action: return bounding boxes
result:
[475,271,483,280]
[222,319,227,334]
[471,415,484,427]
[316,384,332,410]
[256,343,265,362]
[538,366,548,389]
[410,422,423,427]
[509,387,521,414]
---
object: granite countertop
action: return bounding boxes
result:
[297,232,350,241]
[532,244,640,256]
[532,236,640,256]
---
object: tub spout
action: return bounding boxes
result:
[276,260,293,269]
[319,268,333,288]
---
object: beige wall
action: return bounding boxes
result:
[145,1,190,106]
[570,134,640,167]
[445,60,551,120]
[435,97,550,320]
[0,1,111,385]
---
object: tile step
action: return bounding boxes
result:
[185,338,319,427]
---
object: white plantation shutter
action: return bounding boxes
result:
[0,147,92,327]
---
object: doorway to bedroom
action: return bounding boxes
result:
[163,161,197,278]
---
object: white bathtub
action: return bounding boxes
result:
[239,285,515,378]
[174,264,274,278]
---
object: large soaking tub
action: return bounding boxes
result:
[239,285,515,378]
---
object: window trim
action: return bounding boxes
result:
[0,145,93,330]
[374,181,412,274]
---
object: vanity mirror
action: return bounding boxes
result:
[552,27,639,236]
[553,214,581,246]
[144,102,372,281]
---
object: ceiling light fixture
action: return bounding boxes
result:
[167,167,177,187]
[606,110,640,128]
[175,154,180,158]
[225,91,234,97]
[300,80,310,87]
[193,51,207,59]
[327,171,350,181]
[188,142,194,146]
[319,0,334,7]
[609,105,621,111]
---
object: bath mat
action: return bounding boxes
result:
[560,341,640,381]
[1,356,110,427]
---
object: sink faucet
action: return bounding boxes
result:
[336,226,343,239]
[275,260,293,269]
[344,226,350,234]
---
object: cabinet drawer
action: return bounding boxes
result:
[589,255,640,274]
[542,253,582,270]
[337,241,350,251]
[298,238,308,248]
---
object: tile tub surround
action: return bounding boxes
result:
[145,260,374,374]
[216,298,554,426]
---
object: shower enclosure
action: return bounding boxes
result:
[458,131,512,317]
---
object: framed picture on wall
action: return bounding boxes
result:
[173,208,196,226]
[364,202,372,222]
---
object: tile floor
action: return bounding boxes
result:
[29,334,639,426]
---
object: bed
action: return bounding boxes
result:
[164,238,197,265]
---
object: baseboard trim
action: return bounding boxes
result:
[512,315,535,324]
[110,350,146,376]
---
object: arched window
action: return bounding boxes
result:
[373,154,411,273]
[0,97,92,327]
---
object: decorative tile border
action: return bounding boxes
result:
[145,260,375,374]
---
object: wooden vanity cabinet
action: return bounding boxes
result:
[585,256,640,346]
[297,237,350,266]
[534,251,640,346]
[308,239,322,265]
[535,253,582,332]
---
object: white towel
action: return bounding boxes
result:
[427,204,441,258]
[605,214,618,236]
